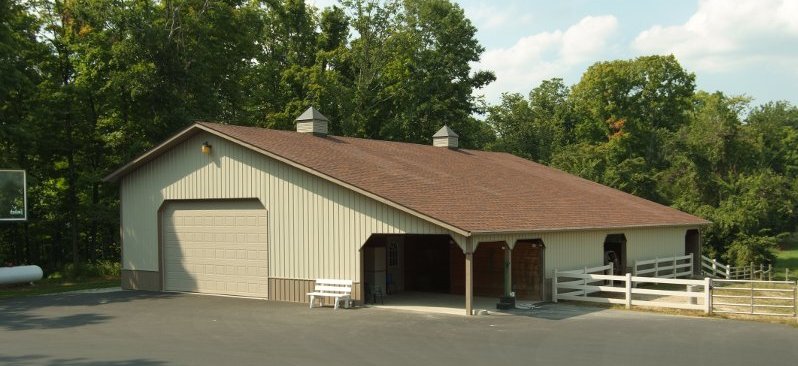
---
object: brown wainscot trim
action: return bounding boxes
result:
[268,278,362,305]
[121,269,162,291]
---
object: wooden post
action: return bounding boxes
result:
[793,281,797,317]
[504,245,512,297]
[750,262,754,281]
[712,258,717,277]
[465,250,473,316]
[768,264,772,281]
[704,277,712,314]
[750,280,755,315]
[552,269,558,303]
[625,273,632,309]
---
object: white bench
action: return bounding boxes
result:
[307,279,353,310]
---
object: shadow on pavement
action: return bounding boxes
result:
[497,302,609,320]
[0,354,167,366]
[0,291,178,331]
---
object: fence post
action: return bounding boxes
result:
[768,264,772,282]
[583,267,588,297]
[704,277,712,314]
[673,256,677,278]
[759,264,763,281]
[609,262,614,287]
[750,280,755,315]
[654,258,659,277]
[712,258,717,277]
[750,262,754,280]
[725,265,730,280]
[625,273,632,310]
[552,269,558,303]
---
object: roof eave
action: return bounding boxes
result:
[468,221,712,236]
[103,123,204,183]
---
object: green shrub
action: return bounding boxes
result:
[62,260,121,279]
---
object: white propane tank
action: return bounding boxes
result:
[0,265,44,285]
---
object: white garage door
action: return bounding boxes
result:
[162,200,268,298]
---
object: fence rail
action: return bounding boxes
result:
[711,279,796,316]
[700,256,773,280]
[634,254,694,279]
[553,268,711,313]
[553,267,798,317]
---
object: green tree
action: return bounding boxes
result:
[487,79,572,163]
[379,0,495,147]
[747,101,798,178]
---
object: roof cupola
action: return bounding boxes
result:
[433,126,459,149]
[295,107,329,136]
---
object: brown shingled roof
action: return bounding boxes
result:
[184,122,708,233]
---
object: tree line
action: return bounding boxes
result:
[487,57,798,266]
[0,0,795,273]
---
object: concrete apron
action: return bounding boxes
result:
[367,291,542,316]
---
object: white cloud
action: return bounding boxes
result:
[306,0,340,10]
[462,3,511,29]
[474,15,618,103]
[561,16,619,64]
[633,0,798,73]
[461,2,535,30]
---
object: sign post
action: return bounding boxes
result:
[0,170,27,221]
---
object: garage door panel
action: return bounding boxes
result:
[165,259,268,273]
[162,200,268,298]
[165,271,268,284]
[165,257,267,268]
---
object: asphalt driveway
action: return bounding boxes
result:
[0,290,795,366]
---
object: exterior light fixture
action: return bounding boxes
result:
[201,141,212,154]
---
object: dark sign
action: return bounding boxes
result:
[0,170,27,221]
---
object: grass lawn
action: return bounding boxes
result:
[774,233,798,280]
[0,276,119,300]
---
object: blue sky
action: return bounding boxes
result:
[311,0,798,107]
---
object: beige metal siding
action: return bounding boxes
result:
[625,227,690,265]
[162,200,268,297]
[472,227,696,278]
[121,133,463,282]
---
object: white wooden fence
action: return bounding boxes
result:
[701,255,773,280]
[551,263,615,297]
[553,268,711,313]
[553,268,798,317]
[633,254,693,279]
[752,264,774,281]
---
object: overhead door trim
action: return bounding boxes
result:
[158,198,269,298]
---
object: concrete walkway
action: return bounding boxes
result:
[368,291,542,316]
